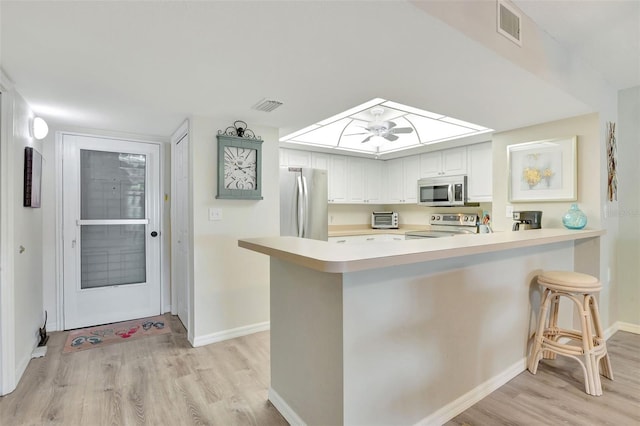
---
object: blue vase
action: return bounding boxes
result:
[562,203,587,229]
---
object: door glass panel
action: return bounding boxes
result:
[81,150,146,220]
[81,224,146,289]
[79,149,147,289]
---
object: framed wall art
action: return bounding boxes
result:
[24,146,43,208]
[216,134,263,200]
[507,136,577,202]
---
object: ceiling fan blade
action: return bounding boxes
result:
[390,127,414,134]
[344,132,370,136]
[384,134,399,142]
[386,121,397,130]
[361,135,373,144]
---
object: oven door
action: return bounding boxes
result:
[372,214,394,229]
[418,182,453,206]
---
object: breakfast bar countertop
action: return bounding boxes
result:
[239,228,605,274]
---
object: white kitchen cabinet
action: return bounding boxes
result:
[311,152,330,170]
[420,147,467,177]
[328,234,405,243]
[280,148,311,167]
[316,155,383,204]
[328,155,347,203]
[309,152,348,203]
[467,142,493,202]
[346,157,366,203]
[363,159,382,203]
[385,156,419,204]
[346,157,383,204]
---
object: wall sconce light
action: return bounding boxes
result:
[32,116,49,140]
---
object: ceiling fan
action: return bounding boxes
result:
[345,107,414,144]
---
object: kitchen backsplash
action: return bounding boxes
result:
[329,203,492,226]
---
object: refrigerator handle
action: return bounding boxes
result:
[296,176,305,237]
[301,176,309,238]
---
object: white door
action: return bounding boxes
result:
[62,134,161,330]
[173,131,189,327]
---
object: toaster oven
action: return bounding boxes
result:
[371,211,399,229]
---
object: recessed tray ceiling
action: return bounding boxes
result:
[280,98,493,156]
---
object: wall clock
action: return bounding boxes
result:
[216,135,263,200]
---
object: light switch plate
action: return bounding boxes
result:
[209,207,222,221]
[505,205,514,218]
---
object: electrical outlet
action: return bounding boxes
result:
[209,207,222,221]
[505,205,514,218]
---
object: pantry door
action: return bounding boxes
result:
[62,134,161,330]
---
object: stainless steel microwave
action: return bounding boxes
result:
[418,175,475,207]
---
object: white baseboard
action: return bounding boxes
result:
[46,321,59,333]
[415,357,527,426]
[268,387,306,426]
[191,321,270,347]
[608,321,640,336]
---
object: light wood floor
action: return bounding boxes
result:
[1,315,638,425]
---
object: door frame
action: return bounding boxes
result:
[0,70,16,395]
[55,131,168,331]
[170,120,193,341]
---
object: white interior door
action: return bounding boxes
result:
[174,132,189,327]
[63,134,161,330]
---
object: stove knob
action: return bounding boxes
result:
[431,215,436,221]
[437,215,441,220]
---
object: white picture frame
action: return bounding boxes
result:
[508,136,577,202]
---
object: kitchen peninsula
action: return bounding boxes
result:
[239,228,604,425]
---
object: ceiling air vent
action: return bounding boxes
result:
[252,98,283,112]
[497,0,521,46]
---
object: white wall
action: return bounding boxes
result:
[0,77,44,394]
[617,86,640,325]
[491,113,620,328]
[189,117,279,345]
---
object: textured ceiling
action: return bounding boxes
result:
[1,1,635,142]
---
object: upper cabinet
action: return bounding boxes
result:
[281,144,491,205]
[420,146,467,178]
[280,148,311,168]
[385,156,419,204]
[467,142,493,202]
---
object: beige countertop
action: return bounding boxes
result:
[239,228,605,274]
[328,224,429,237]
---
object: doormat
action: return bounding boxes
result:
[63,315,170,353]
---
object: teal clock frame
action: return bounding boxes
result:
[216,135,263,200]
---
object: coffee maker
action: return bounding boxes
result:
[512,211,542,231]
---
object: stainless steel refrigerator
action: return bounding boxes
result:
[280,167,328,241]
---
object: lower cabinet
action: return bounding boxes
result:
[329,234,406,243]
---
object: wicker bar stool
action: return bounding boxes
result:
[527,271,613,396]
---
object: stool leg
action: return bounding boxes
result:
[581,294,602,396]
[589,296,614,380]
[543,294,560,360]
[528,288,552,374]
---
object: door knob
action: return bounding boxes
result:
[151,231,158,237]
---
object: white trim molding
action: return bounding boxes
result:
[0,70,17,395]
[268,387,307,426]
[191,321,270,348]
[607,321,640,337]
[415,357,527,426]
